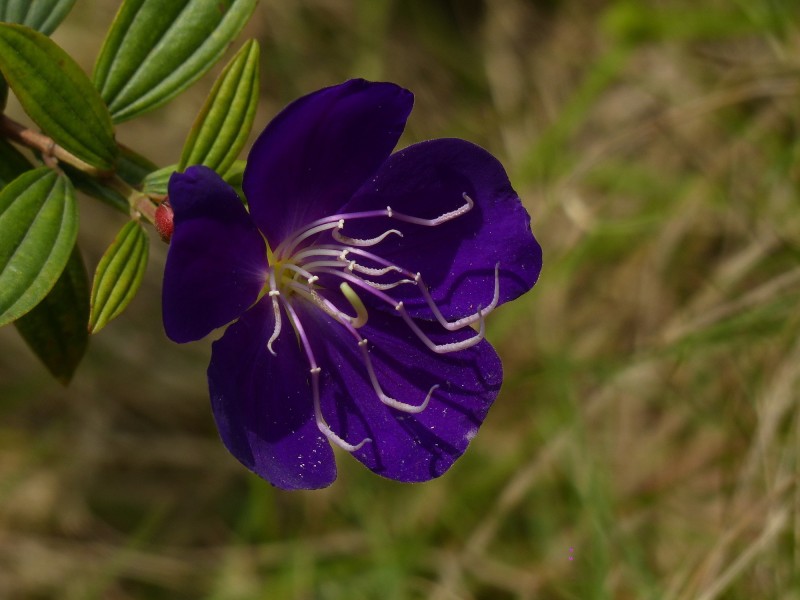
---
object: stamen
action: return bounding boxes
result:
[417,263,501,331]
[314,268,486,353]
[332,227,403,247]
[275,192,475,258]
[298,260,415,291]
[395,301,486,354]
[358,339,439,413]
[306,247,500,331]
[387,192,474,227]
[266,271,282,355]
[282,302,371,452]
[359,278,417,291]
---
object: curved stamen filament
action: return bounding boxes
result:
[303,246,500,331]
[282,301,371,452]
[388,193,474,227]
[358,339,439,413]
[314,268,486,353]
[417,263,501,331]
[275,193,475,259]
[291,291,442,415]
[266,270,282,356]
[287,281,362,329]
[332,227,403,247]
[356,278,417,291]
[396,301,486,354]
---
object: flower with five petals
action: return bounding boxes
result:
[162,79,542,489]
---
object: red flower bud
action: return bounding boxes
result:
[155,200,174,243]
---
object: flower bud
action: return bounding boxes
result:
[155,200,174,243]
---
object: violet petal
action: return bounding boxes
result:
[295,300,501,482]
[208,297,337,490]
[341,139,542,321]
[243,79,413,249]
[163,166,268,343]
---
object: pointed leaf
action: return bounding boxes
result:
[89,220,149,333]
[117,145,159,187]
[14,245,89,384]
[0,167,78,326]
[141,163,177,196]
[0,23,117,170]
[0,136,32,187]
[61,163,129,214]
[93,0,258,123]
[179,39,259,174]
[0,0,77,35]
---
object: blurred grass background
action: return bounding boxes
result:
[2,0,800,598]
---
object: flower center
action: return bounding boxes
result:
[262,193,500,453]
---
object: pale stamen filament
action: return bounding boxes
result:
[279,262,317,284]
[266,270,282,356]
[346,262,404,277]
[356,278,417,291]
[387,193,474,227]
[358,339,439,414]
[306,246,500,331]
[286,281,366,329]
[275,192,475,259]
[314,268,486,353]
[416,263,501,331]
[277,219,344,259]
[283,301,371,452]
[332,227,403,247]
[294,248,405,277]
[294,287,440,414]
[396,301,486,354]
[296,260,416,291]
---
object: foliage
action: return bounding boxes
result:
[0,0,258,380]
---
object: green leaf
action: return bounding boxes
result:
[0,0,77,35]
[0,136,32,187]
[0,167,78,327]
[93,0,258,123]
[223,159,246,199]
[141,163,177,196]
[0,23,117,170]
[117,145,159,187]
[61,163,129,214]
[89,220,149,333]
[14,245,89,384]
[179,39,259,174]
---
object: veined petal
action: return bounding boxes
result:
[208,297,336,490]
[296,300,501,483]
[342,139,542,321]
[243,79,413,249]
[163,166,267,343]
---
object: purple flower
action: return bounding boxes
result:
[162,79,542,490]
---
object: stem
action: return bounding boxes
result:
[0,114,111,177]
[0,114,158,225]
